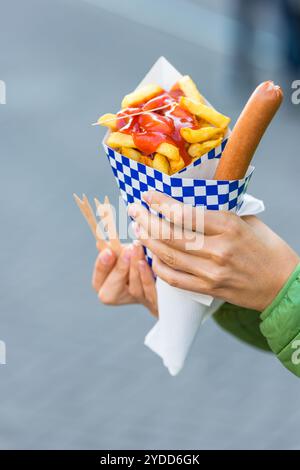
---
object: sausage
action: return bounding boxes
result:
[214,81,283,180]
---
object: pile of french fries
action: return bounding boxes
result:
[97,76,230,176]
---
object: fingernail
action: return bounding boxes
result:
[138,260,146,271]
[100,248,113,265]
[131,244,137,257]
[128,204,138,218]
[134,223,140,237]
[142,191,152,204]
[123,246,132,263]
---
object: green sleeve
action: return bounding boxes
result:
[213,303,270,352]
[214,264,300,377]
[260,263,300,377]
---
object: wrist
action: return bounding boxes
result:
[260,255,300,312]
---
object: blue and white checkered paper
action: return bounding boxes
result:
[103,138,254,266]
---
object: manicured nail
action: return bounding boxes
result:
[100,248,113,265]
[128,204,138,218]
[142,191,152,204]
[138,260,146,271]
[123,246,132,263]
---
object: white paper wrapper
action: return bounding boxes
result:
[102,57,265,375]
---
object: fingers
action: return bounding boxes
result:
[92,248,116,292]
[138,260,158,317]
[129,243,158,316]
[141,190,233,235]
[128,243,145,300]
[97,246,132,303]
[129,202,196,248]
[152,255,213,295]
[129,202,216,257]
[141,191,200,230]
[135,222,216,278]
[93,242,116,294]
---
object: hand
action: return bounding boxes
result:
[92,242,158,316]
[128,191,299,312]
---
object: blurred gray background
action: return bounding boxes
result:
[0,0,300,450]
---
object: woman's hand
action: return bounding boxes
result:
[92,242,158,316]
[128,191,299,312]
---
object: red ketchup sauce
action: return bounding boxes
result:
[116,85,199,166]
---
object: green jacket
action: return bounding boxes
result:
[213,264,300,377]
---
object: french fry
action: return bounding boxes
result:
[180,97,231,129]
[152,153,170,174]
[157,142,180,161]
[121,147,142,162]
[73,193,107,250]
[96,113,118,131]
[94,196,122,256]
[121,83,163,109]
[180,126,223,143]
[121,147,153,167]
[140,155,153,167]
[106,132,136,149]
[169,157,185,175]
[178,75,205,103]
[188,137,223,159]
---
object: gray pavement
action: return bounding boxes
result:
[0,0,300,450]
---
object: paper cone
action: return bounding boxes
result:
[101,57,262,375]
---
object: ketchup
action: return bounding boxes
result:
[116,86,198,166]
